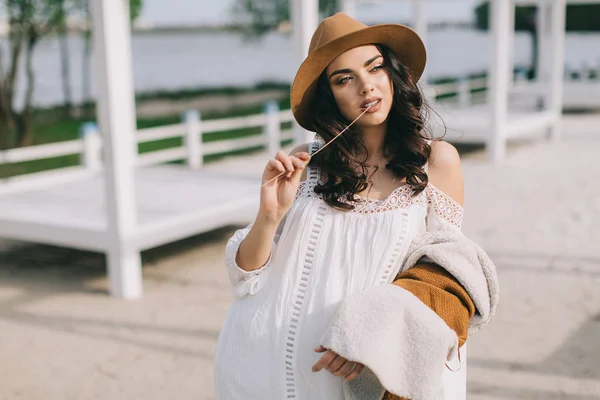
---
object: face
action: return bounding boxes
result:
[325,45,394,129]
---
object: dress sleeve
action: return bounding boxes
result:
[224,213,287,299]
[425,183,464,233]
[225,141,319,299]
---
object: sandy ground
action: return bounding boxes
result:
[0,113,599,399]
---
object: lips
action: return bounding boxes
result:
[360,97,381,109]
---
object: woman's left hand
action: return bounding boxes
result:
[312,345,364,381]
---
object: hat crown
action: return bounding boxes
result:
[309,13,367,54]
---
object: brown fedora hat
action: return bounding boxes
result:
[291,12,426,132]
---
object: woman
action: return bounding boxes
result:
[214,12,495,400]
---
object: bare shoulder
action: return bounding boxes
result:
[289,143,312,182]
[429,140,461,167]
[427,140,464,206]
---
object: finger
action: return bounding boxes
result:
[312,350,337,372]
[294,151,311,164]
[344,363,364,382]
[314,345,327,353]
[275,151,295,172]
[333,360,355,377]
[290,156,306,171]
[289,156,306,182]
[326,354,347,374]
[267,159,285,174]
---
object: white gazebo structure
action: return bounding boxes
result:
[432,0,566,161]
[292,0,568,161]
[0,0,268,299]
[512,0,600,111]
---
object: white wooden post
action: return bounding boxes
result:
[548,0,566,141]
[91,0,142,299]
[80,122,101,172]
[536,0,550,85]
[184,110,202,169]
[412,0,428,83]
[487,0,511,161]
[507,0,516,89]
[264,101,281,156]
[291,0,319,145]
[411,0,433,103]
[339,0,357,16]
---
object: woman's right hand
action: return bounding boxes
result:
[259,150,311,224]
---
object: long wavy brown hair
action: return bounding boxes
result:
[308,44,436,211]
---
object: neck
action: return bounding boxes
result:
[359,122,387,162]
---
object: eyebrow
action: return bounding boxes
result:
[328,55,383,79]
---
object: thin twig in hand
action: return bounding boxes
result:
[261,105,372,188]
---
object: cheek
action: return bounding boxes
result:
[332,89,355,118]
[378,74,393,99]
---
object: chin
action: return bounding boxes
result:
[358,113,388,127]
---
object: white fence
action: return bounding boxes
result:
[0,102,295,193]
[426,77,488,107]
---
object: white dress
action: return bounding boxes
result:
[214,142,464,399]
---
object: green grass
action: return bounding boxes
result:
[0,97,294,179]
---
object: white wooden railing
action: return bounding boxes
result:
[426,77,488,107]
[0,101,294,193]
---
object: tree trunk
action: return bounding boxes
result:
[0,84,13,149]
[3,27,24,147]
[82,29,92,109]
[15,32,39,147]
[58,20,73,119]
[82,3,93,116]
[0,49,14,150]
[7,27,24,116]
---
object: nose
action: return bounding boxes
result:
[360,77,375,95]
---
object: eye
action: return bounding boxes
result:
[336,76,352,85]
[371,64,384,72]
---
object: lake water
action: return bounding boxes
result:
[6,29,600,108]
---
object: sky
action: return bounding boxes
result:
[137,0,482,27]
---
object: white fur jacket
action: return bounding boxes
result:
[318,230,499,400]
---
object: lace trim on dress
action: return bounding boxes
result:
[379,210,411,284]
[350,186,425,214]
[425,184,464,228]
[295,142,464,226]
[295,180,463,226]
[284,201,327,398]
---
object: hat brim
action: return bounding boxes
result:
[291,24,426,132]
